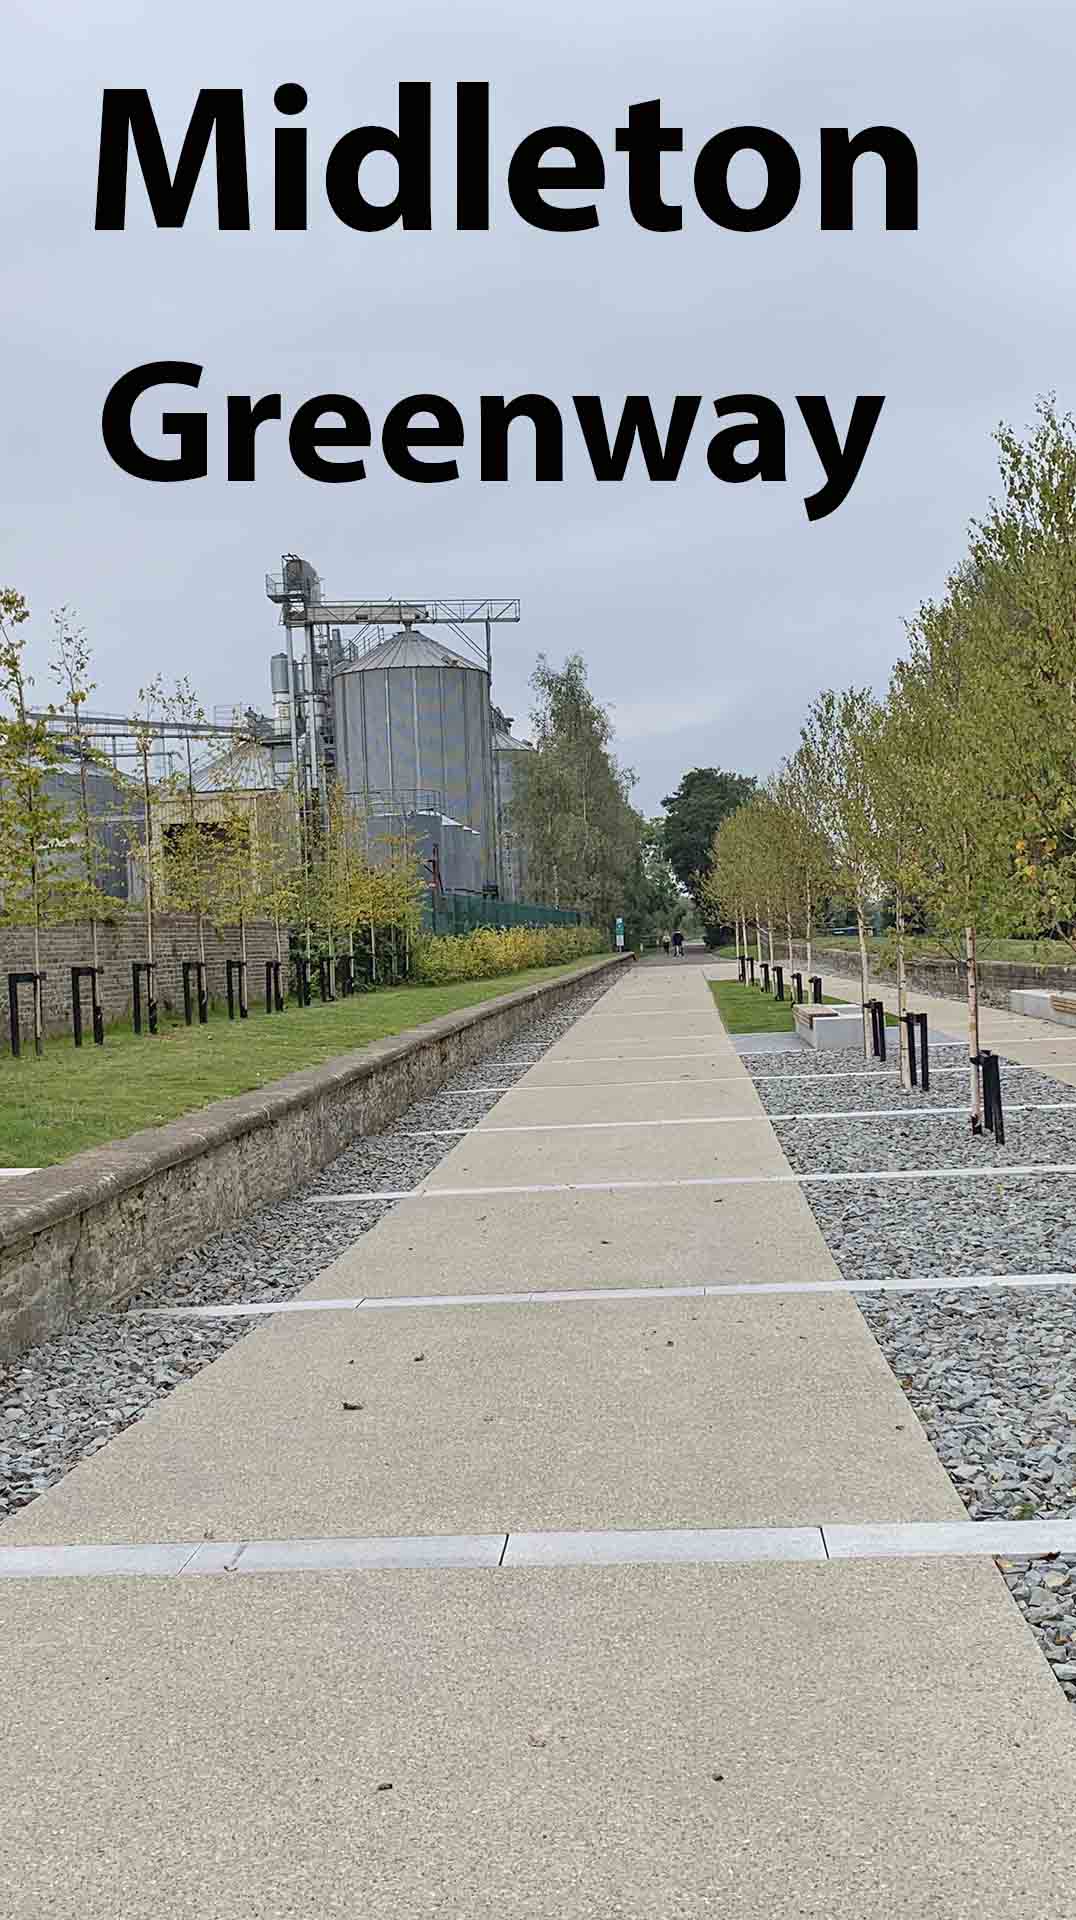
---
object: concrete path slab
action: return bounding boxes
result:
[0,1294,962,1546]
[422,1117,792,1186]
[512,1054,740,1083]
[294,1172,854,1298]
[3,1559,1075,1919]
[467,1081,776,1123]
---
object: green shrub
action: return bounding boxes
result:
[411,923,607,984]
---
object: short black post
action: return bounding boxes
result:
[265,960,280,1013]
[295,957,310,1007]
[71,967,103,1049]
[747,956,756,986]
[868,998,887,1063]
[6,972,40,1059]
[7,972,44,1057]
[737,955,746,984]
[976,1049,1005,1145]
[131,962,156,1036]
[792,972,804,1004]
[336,955,354,997]
[761,962,770,994]
[225,960,248,1020]
[904,1011,918,1088]
[917,1012,929,1092]
[810,975,823,1004]
[317,957,333,1003]
[774,965,784,1002]
[182,960,208,1026]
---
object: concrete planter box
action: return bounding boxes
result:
[0,952,632,1363]
[793,1002,863,1050]
[1008,989,1076,1030]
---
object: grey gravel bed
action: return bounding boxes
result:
[772,1104,1076,1177]
[857,1287,1076,1699]
[0,971,616,1523]
[741,1040,1076,1705]
[738,1040,971,1078]
[753,1062,1062,1116]
[802,1172,1076,1282]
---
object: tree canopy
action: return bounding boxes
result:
[660,766,757,906]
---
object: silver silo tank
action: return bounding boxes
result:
[331,629,494,887]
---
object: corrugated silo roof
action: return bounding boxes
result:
[339,629,483,673]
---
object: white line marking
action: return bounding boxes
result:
[398,1102,1076,1137]
[131,1272,1076,1319]
[5,1519,1076,1579]
[308,1163,1076,1203]
[548,1035,736,1045]
[459,1066,1038,1090]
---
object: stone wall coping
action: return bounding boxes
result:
[0,953,629,1256]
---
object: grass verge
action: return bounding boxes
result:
[0,960,601,1169]
[709,980,898,1036]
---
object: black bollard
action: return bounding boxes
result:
[774,965,784,1001]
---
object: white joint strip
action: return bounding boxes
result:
[397,1102,1076,1137]
[307,1163,1076,1204]
[132,1271,1076,1320]
[6,1519,1076,1580]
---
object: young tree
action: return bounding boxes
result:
[797,687,881,1055]
[897,576,1021,1126]
[0,590,75,1052]
[160,678,214,973]
[963,399,1076,958]
[853,678,937,1087]
[127,676,167,1025]
[48,608,116,993]
[253,782,303,994]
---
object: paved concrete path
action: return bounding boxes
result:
[3,959,1076,1916]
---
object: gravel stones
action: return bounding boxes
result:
[0,971,616,1524]
[741,1035,1076,1707]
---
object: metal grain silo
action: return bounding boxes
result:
[331,629,494,889]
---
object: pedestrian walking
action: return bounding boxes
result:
[661,931,671,956]
[672,929,684,958]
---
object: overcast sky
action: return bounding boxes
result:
[3,0,1072,812]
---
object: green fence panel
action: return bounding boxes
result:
[423,891,584,935]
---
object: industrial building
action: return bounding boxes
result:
[264,555,534,901]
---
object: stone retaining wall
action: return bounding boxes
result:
[0,952,631,1362]
[789,944,1076,1011]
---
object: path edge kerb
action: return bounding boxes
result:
[0,952,632,1362]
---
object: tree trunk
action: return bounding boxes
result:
[966,923,983,1131]
[785,905,794,971]
[733,911,742,967]
[370,920,377,983]
[31,890,43,1055]
[766,900,775,970]
[804,874,813,978]
[855,897,871,1058]
[240,914,249,1016]
[754,901,763,970]
[896,889,909,1088]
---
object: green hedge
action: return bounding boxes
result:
[411,923,607,984]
